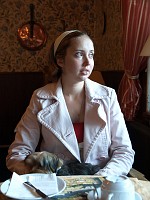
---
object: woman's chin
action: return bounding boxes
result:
[79,75,89,81]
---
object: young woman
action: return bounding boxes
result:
[6,30,134,176]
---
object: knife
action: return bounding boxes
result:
[23,181,50,199]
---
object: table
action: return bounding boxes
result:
[0,175,150,200]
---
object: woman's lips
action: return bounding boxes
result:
[80,69,90,75]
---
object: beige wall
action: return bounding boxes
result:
[0,0,123,76]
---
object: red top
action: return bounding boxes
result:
[73,122,84,143]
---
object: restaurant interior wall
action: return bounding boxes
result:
[0,0,123,77]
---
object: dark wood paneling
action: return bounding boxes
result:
[0,72,44,145]
[0,72,44,181]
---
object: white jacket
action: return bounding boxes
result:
[6,78,134,176]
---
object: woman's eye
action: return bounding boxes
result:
[89,53,94,59]
[75,52,94,59]
[75,52,83,57]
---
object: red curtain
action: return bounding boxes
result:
[118,0,150,121]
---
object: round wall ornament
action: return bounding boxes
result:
[17,4,47,51]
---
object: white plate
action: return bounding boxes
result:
[87,190,142,200]
[0,174,66,200]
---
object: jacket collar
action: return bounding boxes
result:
[36,78,110,102]
[85,78,111,102]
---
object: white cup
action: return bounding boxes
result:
[99,175,135,200]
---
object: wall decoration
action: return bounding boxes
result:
[0,0,123,75]
[18,4,47,51]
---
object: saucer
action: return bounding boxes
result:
[87,190,142,200]
[135,192,142,200]
[87,189,100,200]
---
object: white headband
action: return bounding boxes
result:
[54,30,78,56]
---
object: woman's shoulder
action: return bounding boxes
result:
[86,78,115,97]
[33,82,58,98]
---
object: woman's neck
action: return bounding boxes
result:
[61,78,85,98]
[61,78,85,123]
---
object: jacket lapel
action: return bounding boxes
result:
[83,79,107,161]
[37,81,81,161]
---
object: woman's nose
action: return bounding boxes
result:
[83,56,90,66]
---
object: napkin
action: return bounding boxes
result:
[6,172,58,199]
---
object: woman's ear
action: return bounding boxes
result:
[56,58,64,68]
